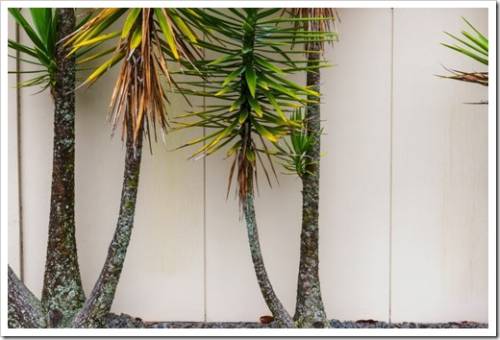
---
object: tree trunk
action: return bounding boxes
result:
[244,190,294,328]
[41,8,85,328]
[8,266,47,328]
[293,45,328,328]
[72,125,143,328]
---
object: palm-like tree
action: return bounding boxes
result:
[177,8,334,327]
[285,8,338,328]
[66,8,201,327]
[8,8,89,327]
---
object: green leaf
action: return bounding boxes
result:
[227,140,242,157]
[246,149,256,162]
[8,39,39,60]
[170,10,198,43]
[76,46,115,65]
[29,8,52,47]
[215,86,233,96]
[121,8,141,39]
[265,92,287,122]
[129,28,142,50]
[245,67,257,97]
[254,122,279,142]
[239,109,249,124]
[155,8,179,60]
[266,78,302,101]
[462,31,488,53]
[230,96,245,112]
[257,78,269,90]
[222,66,245,87]
[83,51,125,86]
[441,43,488,65]
[248,97,264,117]
[208,54,237,66]
[444,31,487,56]
[9,9,48,57]
[255,57,284,74]
[462,17,488,48]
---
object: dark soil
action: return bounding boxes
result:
[105,313,487,329]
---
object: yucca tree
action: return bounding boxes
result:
[66,8,200,327]
[284,8,338,328]
[8,8,89,327]
[177,8,334,327]
[440,17,488,88]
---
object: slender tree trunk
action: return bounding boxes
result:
[8,266,47,328]
[244,190,294,328]
[41,8,85,328]
[293,45,328,328]
[72,125,143,328]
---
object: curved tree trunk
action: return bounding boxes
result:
[8,266,47,328]
[41,8,85,328]
[244,190,294,328]
[293,45,328,328]
[72,125,143,328]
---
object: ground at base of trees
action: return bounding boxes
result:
[102,313,487,329]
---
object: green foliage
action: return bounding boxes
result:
[8,9,90,93]
[441,17,488,87]
[176,9,334,202]
[274,109,318,178]
[9,8,57,92]
[442,17,488,65]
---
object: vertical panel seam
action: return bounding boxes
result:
[388,7,395,325]
[203,128,207,322]
[15,20,25,282]
[202,36,207,323]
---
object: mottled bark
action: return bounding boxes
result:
[8,266,47,328]
[244,190,294,328]
[72,126,143,328]
[294,45,328,328]
[41,8,85,327]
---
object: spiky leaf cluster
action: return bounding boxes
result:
[8,8,91,94]
[274,109,320,178]
[66,8,201,144]
[177,8,335,204]
[441,17,488,87]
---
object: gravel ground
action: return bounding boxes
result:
[148,320,487,329]
[105,313,487,329]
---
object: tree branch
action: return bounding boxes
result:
[8,266,47,328]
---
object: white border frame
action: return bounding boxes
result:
[1,1,496,337]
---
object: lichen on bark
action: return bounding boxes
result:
[41,8,85,328]
[8,266,47,328]
[72,124,143,328]
[293,44,329,328]
[244,189,294,328]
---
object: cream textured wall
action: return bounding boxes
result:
[7,8,488,323]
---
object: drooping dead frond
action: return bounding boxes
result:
[68,8,201,145]
[438,68,488,87]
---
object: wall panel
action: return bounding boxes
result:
[8,16,20,276]
[319,8,392,321]
[74,69,206,321]
[16,22,54,298]
[391,8,488,323]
